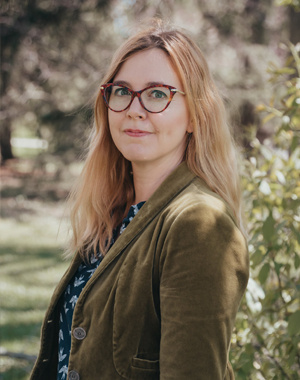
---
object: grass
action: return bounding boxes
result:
[0,158,73,380]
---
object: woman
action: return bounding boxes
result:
[30,20,249,380]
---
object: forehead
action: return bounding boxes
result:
[114,48,182,89]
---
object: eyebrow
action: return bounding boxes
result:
[113,80,167,88]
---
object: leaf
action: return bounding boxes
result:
[259,179,271,195]
[262,214,275,241]
[288,310,300,336]
[292,225,300,244]
[260,145,273,160]
[286,94,296,108]
[263,113,276,124]
[289,42,300,76]
[274,261,282,275]
[251,249,264,267]
[258,263,270,284]
[290,135,299,153]
[287,348,296,366]
[275,170,286,184]
[275,67,296,75]
[237,352,253,372]
[256,104,266,112]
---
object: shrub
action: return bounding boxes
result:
[231,43,300,379]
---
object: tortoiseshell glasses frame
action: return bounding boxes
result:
[100,83,185,113]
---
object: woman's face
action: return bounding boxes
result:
[108,48,192,171]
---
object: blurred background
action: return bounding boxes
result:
[0,0,299,379]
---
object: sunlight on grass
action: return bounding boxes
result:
[0,210,70,380]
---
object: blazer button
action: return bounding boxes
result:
[68,370,80,380]
[73,327,86,340]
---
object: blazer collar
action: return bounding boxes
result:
[101,161,196,262]
[57,162,197,300]
[67,162,195,292]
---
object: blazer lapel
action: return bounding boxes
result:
[81,162,197,291]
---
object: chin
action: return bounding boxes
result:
[125,157,150,164]
[121,150,151,163]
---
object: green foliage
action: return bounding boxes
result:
[275,0,300,11]
[231,43,300,379]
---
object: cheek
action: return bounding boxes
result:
[159,106,190,136]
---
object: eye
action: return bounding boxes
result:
[147,88,168,99]
[145,87,170,100]
[113,86,131,97]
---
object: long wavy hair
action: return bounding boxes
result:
[68,20,244,259]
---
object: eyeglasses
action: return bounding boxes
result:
[100,83,185,113]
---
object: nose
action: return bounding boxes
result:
[126,95,146,120]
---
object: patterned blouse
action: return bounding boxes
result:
[57,202,145,380]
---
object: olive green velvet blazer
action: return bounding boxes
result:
[30,162,249,380]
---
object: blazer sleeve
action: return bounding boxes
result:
[159,203,249,380]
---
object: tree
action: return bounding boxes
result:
[0,0,110,163]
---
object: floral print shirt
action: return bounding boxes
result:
[57,202,145,380]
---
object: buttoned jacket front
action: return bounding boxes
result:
[30,163,249,380]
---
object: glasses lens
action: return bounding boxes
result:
[105,85,132,111]
[141,86,171,112]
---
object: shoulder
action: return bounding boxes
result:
[160,175,248,267]
[159,176,249,291]
[164,176,239,234]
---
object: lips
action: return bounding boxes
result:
[124,129,151,137]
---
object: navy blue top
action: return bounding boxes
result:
[57,202,145,379]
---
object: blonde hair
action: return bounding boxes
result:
[68,20,244,259]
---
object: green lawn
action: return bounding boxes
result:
[0,183,70,379]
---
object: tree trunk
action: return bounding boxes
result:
[289,7,300,45]
[0,120,14,163]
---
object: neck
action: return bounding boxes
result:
[132,158,183,204]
